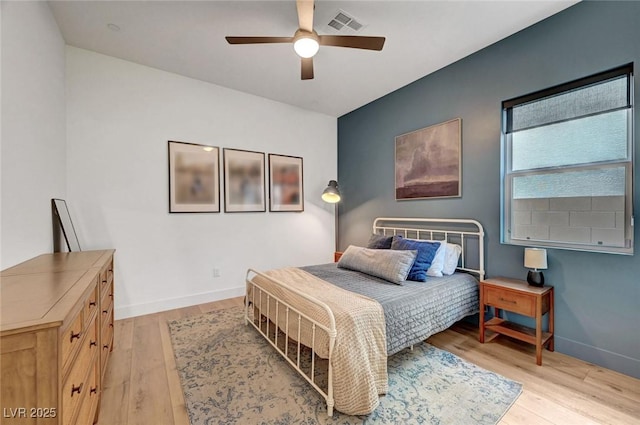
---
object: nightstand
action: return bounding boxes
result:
[334,252,343,262]
[479,277,554,365]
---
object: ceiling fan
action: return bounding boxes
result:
[225,0,386,80]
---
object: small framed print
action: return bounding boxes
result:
[223,148,266,212]
[269,154,304,212]
[168,141,220,213]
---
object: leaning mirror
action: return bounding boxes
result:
[52,198,81,252]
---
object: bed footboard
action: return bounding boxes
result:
[245,269,337,417]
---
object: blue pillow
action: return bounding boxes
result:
[391,237,441,281]
[366,233,394,249]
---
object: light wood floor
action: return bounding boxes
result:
[97,297,640,425]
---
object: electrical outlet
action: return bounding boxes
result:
[213,268,220,278]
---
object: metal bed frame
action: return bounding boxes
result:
[373,217,485,280]
[245,217,485,417]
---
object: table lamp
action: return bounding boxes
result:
[524,248,547,287]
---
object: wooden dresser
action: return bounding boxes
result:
[1,250,115,424]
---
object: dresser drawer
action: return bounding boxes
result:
[102,313,113,353]
[101,281,113,313]
[107,257,114,284]
[87,310,100,358]
[101,292,113,336]
[74,361,100,425]
[62,314,97,425]
[84,282,99,322]
[485,286,535,316]
[101,302,113,332]
[101,305,113,340]
[99,266,109,295]
[101,315,113,378]
[61,310,84,372]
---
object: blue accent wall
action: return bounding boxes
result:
[337,1,640,378]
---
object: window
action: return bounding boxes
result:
[501,64,634,254]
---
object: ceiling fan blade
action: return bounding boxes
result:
[296,0,314,33]
[318,35,386,51]
[301,57,314,80]
[226,36,293,45]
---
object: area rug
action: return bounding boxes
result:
[168,307,522,425]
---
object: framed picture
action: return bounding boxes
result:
[395,118,462,200]
[223,148,266,212]
[168,141,220,213]
[268,154,304,212]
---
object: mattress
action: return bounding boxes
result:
[300,263,479,355]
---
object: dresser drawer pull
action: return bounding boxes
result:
[89,301,96,307]
[498,297,517,304]
[90,340,97,348]
[103,344,110,350]
[90,387,98,395]
[71,383,83,397]
[103,310,108,314]
[70,331,82,342]
[109,294,114,299]
[109,323,114,328]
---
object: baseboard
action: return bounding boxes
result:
[115,286,245,320]
[555,335,640,379]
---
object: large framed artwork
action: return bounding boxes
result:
[223,148,266,212]
[268,154,304,212]
[395,118,462,200]
[168,141,220,213]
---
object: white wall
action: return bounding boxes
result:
[1,1,66,268]
[66,47,337,318]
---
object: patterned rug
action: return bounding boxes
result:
[168,307,522,425]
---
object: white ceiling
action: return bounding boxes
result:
[49,0,578,117]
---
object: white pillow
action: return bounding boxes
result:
[398,238,462,277]
[442,243,462,275]
[426,242,446,277]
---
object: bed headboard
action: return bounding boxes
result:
[372,217,485,280]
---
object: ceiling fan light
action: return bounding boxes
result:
[293,37,319,58]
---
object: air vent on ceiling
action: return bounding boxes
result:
[326,10,366,33]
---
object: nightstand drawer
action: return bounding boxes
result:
[485,287,535,316]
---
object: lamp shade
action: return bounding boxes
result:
[321,180,341,203]
[293,30,320,58]
[294,38,319,58]
[524,248,547,270]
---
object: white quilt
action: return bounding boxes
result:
[250,267,388,415]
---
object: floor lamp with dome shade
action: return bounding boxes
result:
[322,180,341,257]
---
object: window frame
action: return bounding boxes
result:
[501,64,634,255]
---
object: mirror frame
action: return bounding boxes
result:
[52,198,81,252]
